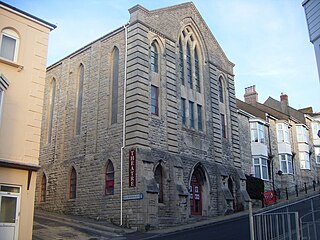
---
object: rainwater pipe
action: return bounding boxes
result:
[120,23,128,226]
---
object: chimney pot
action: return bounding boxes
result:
[244,85,258,105]
[280,93,288,102]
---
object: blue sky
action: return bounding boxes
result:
[5,0,320,111]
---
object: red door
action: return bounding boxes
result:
[190,175,202,215]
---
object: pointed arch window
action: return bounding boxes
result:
[150,41,159,73]
[218,77,224,103]
[47,78,56,143]
[178,26,205,131]
[40,173,47,202]
[186,42,192,89]
[179,38,184,85]
[105,161,114,195]
[70,167,77,199]
[155,164,164,203]
[195,49,200,92]
[75,64,84,135]
[111,47,119,124]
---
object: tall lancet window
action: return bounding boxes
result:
[218,77,224,103]
[178,26,205,131]
[75,64,84,135]
[111,47,119,124]
[195,48,200,92]
[150,41,159,73]
[179,38,184,85]
[47,78,56,143]
[186,42,192,89]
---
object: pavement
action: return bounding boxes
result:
[32,190,320,240]
[33,209,134,240]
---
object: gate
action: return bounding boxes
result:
[300,210,320,240]
[253,211,300,240]
[250,194,320,240]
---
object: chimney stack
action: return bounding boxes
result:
[244,85,258,105]
[280,92,289,114]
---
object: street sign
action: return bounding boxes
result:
[123,193,143,201]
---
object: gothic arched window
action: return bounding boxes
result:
[150,41,159,73]
[69,167,77,199]
[105,160,114,195]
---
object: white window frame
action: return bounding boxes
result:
[312,122,320,139]
[277,123,289,143]
[0,28,20,62]
[253,157,269,180]
[296,125,309,143]
[250,121,265,143]
[279,154,293,174]
[300,151,311,170]
[315,147,320,164]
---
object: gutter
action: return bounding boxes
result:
[120,23,129,226]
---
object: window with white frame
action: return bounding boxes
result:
[315,147,320,164]
[0,28,19,62]
[312,122,320,139]
[296,125,308,143]
[250,121,265,143]
[253,157,268,180]
[279,154,293,174]
[300,151,310,170]
[277,123,289,143]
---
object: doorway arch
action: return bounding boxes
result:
[228,176,235,210]
[189,163,209,216]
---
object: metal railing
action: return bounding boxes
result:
[275,181,319,201]
[250,193,320,240]
[300,210,320,240]
[253,211,300,240]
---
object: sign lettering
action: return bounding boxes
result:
[129,149,136,187]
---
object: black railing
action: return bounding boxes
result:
[275,181,320,201]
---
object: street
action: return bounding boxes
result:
[124,215,250,240]
[146,215,249,240]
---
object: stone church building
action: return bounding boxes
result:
[36,3,249,229]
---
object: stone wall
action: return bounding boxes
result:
[36,3,248,230]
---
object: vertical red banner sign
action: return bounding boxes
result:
[129,149,136,187]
